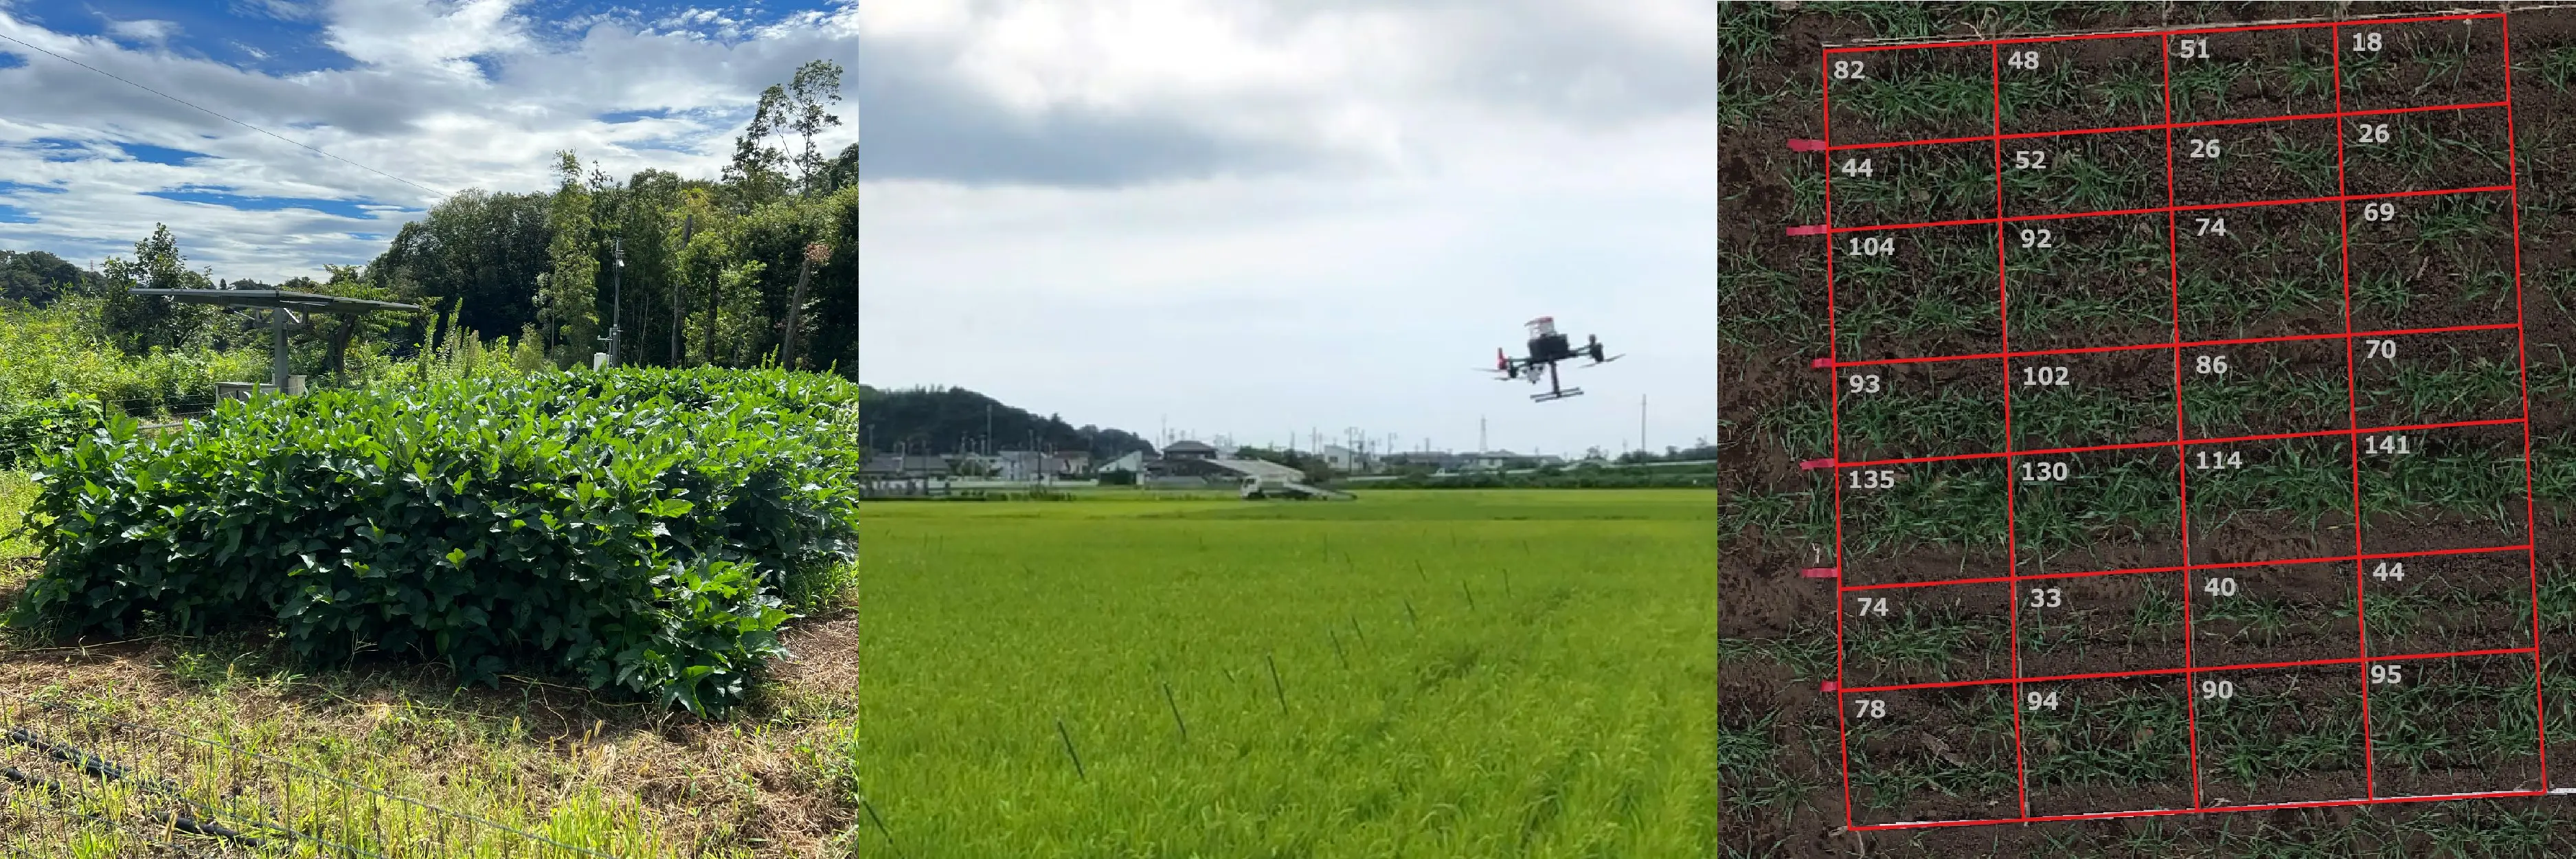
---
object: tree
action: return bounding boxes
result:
[786,60,846,193]
[97,224,217,355]
[539,151,600,366]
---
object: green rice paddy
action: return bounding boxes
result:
[850,489,1716,857]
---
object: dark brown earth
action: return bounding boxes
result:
[1725,3,2576,856]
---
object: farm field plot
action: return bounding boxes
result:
[1728,3,2576,856]
[850,489,1717,857]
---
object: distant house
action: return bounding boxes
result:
[1162,440,1218,460]
[863,454,942,478]
[1098,450,1147,475]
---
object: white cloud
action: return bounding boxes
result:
[101,17,178,48]
[858,0,1714,454]
[0,1,857,281]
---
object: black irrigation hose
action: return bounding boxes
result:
[4,727,284,849]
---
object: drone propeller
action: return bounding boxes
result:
[1579,354,1625,367]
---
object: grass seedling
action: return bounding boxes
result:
[1846,462,2009,555]
[2171,59,2250,118]
[1843,604,2010,682]
[2023,687,2189,791]
[2189,439,2353,526]
[1839,386,2004,456]
[2366,353,2521,425]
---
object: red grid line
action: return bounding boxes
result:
[1836,542,2535,592]
[1841,647,2540,695]
[1832,417,2522,469]
[1989,43,2029,822]
[2331,22,2381,801]
[1822,47,1857,832]
[1846,788,2550,832]
[1824,13,2542,832]
[1824,321,2520,369]
[2501,13,2551,791]
[1820,12,2500,54]
[1827,99,2506,153]
[1829,183,2511,234]
[2163,34,2203,808]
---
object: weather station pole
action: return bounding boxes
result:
[271,306,291,391]
[608,236,625,367]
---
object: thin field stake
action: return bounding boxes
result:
[861,796,907,859]
[1403,599,1419,631]
[1329,629,1350,669]
[1502,569,1511,597]
[1266,654,1288,714]
[1461,581,1475,611]
[1415,559,1427,583]
[1162,682,1188,743]
[1056,719,1085,781]
[1348,615,1365,646]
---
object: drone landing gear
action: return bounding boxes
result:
[1530,387,1585,403]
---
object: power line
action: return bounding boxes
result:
[0,31,449,201]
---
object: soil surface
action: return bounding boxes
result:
[1725,3,2576,855]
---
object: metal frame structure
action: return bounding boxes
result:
[127,289,428,393]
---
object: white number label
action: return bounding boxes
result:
[1849,469,1897,489]
[2364,339,2397,359]
[2013,150,2049,170]
[2353,32,2383,52]
[1834,60,1867,80]
[2371,664,2404,685]
[2195,216,2228,236]
[2178,38,2210,59]
[2028,587,2064,608]
[1848,236,1895,256]
[2201,679,2235,700]
[2020,366,2069,386]
[2021,461,2070,482]
[1840,157,1874,177]
[1855,596,1889,616]
[2195,450,2242,470]
[1848,374,1882,393]
[2204,577,2239,597]
[2371,561,2406,581]
[2026,690,2060,710]
[2018,227,2055,249]
[2187,138,2222,159]
[2356,123,2391,144]
[2364,434,2411,456]
[2194,354,2229,375]
[2007,50,2041,70]
[1853,698,1886,717]
[2362,202,2396,222]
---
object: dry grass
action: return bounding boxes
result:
[0,539,859,856]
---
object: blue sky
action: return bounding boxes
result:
[857,1,1716,457]
[0,0,855,282]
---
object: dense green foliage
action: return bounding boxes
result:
[10,368,861,715]
[855,383,1156,460]
[0,60,855,392]
[856,490,1716,855]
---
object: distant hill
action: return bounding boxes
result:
[0,249,103,306]
[858,384,1155,460]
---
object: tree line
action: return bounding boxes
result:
[1,60,857,386]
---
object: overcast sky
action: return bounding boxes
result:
[859,1,1717,458]
[0,0,857,280]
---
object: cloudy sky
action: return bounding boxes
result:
[0,0,857,280]
[859,1,1717,458]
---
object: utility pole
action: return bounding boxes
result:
[1479,416,1487,455]
[607,236,625,367]
[1641,394,1649,456]
[675,213,694,366]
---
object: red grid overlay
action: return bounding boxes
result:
[1815,13,2548,830]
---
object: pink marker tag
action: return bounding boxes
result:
[1798,458,1835,471]
[1786,139,1828,152]
[1801,567,1839,579]
[1784,224,1829,236]
[1809,357,1835,369]
[1820,681,1840,692]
